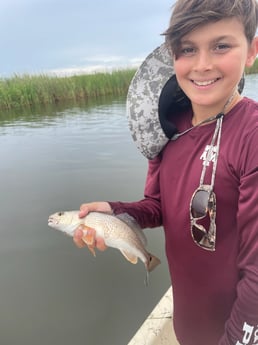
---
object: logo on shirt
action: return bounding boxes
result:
[235,322,258,345]
[200,145,218,166]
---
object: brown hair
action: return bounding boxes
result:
[164,0,258,57]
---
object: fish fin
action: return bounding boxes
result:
[81,233,96,257]
[86,244,96,257]
[146,253,161,272]
[120,250,138,264]
[82,232,94,246]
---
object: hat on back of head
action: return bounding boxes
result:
[126,43,175,160]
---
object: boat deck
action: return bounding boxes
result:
[128,286,179,345]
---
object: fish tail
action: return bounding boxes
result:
[146,253,161,272]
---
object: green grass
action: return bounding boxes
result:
[0,59,257,111]
[245,58,258,74]
[0,69,136,110]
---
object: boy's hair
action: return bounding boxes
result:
[164,0,258,57]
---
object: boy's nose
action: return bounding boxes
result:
[194,51,213,72]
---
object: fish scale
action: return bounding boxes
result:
[85,212,144,251]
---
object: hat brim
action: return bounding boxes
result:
[126,43,174,160]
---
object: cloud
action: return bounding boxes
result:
[82,55,125,64]
[0,0,173,76]
[45,56,144,77]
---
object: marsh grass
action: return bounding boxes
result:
[0,69,136,110]
[245,58,258,75]
[0,61,257,111]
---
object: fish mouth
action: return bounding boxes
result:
[48,216,59,226]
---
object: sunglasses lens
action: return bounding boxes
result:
[192,225,215,249]
[192,223,207,241]
[191,190,210,218]
[190,187,216,251]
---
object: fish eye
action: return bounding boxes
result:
[58,212,64,216]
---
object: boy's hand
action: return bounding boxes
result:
[73,202,111,252]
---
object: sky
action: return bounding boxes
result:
[0,0,174,77]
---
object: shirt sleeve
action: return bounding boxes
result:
[109,155,163,229]
[219,128,258,345]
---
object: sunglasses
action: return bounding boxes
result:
[188,113,225,251]
[190,184,216,251]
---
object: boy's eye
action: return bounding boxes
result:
[214,43,231,52]
[180,46,196,56]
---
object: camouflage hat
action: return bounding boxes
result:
[126,43,175,160]
[127,43,245,160]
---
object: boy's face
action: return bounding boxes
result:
[174,18,257,116]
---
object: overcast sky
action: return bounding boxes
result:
[0,0,174,77]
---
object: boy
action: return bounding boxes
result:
[74,1,258,344]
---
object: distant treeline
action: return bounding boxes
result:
[0,69,136,110]
[0,60,257,110]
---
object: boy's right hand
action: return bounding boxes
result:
[73,202,112,252]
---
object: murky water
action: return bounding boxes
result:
[0,75,257,345]
[0,96,170,345]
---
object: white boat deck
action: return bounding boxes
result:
[128,286,179,345]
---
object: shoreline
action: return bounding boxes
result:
[0,69,136,111]
[0,60,257,111]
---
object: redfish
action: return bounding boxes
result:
[48,211,161,273]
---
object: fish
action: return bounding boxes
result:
[48,211,161,274]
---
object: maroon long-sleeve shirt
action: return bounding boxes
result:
[110,97,258,345]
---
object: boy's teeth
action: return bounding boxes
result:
[194,79,216,86]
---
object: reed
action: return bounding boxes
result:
[0,69,136,110]
[245,58,258,74]
[0,61,257,110]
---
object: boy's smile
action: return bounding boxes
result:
[174,18,257,122]
[192,79,219,86]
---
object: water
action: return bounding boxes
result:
[242,73,258,99]
[1,75,257,345]
[0,96,170,345]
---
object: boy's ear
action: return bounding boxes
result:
[246,37,258,67]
